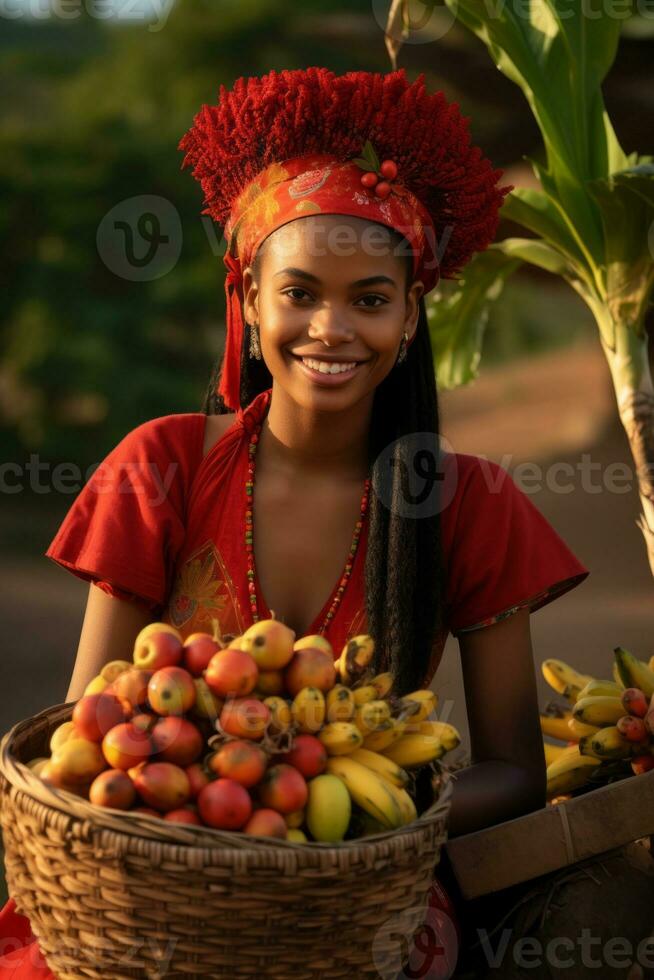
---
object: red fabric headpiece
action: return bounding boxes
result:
[179,67,510,411]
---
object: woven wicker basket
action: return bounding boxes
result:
[0,702,452,979]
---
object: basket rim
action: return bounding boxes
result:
[0,701,453,856]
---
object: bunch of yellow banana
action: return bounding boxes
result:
[361,717,407,751]
[263,695,293,735]
[572,695,626,728]
[284,648,460,837]
[354,700,391,734]
[579,727,636,761]
[405,720,461,752]
[543,741,568,766]
[325,684,356,723]
[291,687,325,733]
[577,679,623,700]
[540,647,654,800]
[388,689,438,728]
[541,659,594,703]
[326,753,416,830]
[614,647,654,700]
[318,722,363,755]
[540,710,576,742]
[546,744,599,798]
[380,730,448,768]
[334,636,375,686]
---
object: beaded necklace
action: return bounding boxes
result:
[245,420,371,634]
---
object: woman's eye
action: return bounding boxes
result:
[356,295,387,308]
[283,287,311,302]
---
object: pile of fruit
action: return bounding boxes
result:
[26,620,460,843]
[540,646,654,801]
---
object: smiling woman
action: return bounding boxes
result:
[0,67,591,979]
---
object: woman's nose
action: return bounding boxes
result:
[308,306,356,345]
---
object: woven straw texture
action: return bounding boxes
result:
[0,702,452,979]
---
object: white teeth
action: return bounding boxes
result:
[301,358,357,374]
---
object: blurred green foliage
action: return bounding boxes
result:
[0,0,382,468]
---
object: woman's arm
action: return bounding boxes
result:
[445,606,547,838]
[65,584,155,702]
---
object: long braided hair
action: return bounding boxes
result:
[202,226,446,697]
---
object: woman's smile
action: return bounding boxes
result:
[288,351,369,387]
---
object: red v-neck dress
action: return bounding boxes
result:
[0,386,590,978]
[44,386,589,682]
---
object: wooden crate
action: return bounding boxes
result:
[444,768,654,899]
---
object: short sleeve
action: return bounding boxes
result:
[93,580,162,612]
[443,454,590,636]
[45,416,202,607]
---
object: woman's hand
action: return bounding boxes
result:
[446,606,547,838]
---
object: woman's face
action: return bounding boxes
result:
[241,214,424,409]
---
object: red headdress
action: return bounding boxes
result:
[179,67,510,411]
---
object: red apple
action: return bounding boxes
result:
[133,629,184,671]
[243,808,288,838]
[89,769,136,810]
[208,739,268,788]
[50,738,107,784]
[185,761,213,799]
[205,648,259,698]
[112,669,153,710]
[220,697,270,740]
[128,761,191,812]
[148,666,196,716]
[102,721,153,770]
[238,619,296,670]
[164,807,202,825]
[278,734,327,778]
[150,716,204,766]
[257,763,308,814]
[182,632,221,676]
[284,648,337,697]
[72,693,129,742]
[631,755,654,775]
[197,778,252,830]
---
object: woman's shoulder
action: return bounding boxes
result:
[441,451,515,514]
[117,412,207,459]
[202,412,240,458]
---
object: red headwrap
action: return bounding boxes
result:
[179,67,510,411]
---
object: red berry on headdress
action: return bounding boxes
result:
[374,181,392,199]
[380,160,398,181]
[360,171,378,188]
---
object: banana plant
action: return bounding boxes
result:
[385,0,654,574]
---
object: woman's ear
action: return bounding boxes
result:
[405,279,425,342]
[242,265,259,324]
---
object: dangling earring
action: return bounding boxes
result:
[249,321,262,360]
[396,330,408,365]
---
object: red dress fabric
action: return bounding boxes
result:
[2,386,590,978]
[43,386,589,678]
